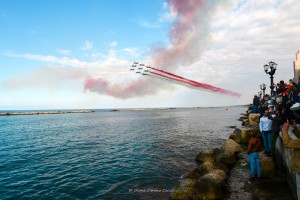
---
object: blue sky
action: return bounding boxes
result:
[1,0,300,109]
[0,0,168,57]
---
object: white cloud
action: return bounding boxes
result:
[136,18,160,29]
[122,47,142,58]
[82,40,94,50]
[162,2,168,9]
[3,67,87,89]
[136,1,176,29]
[109,41,118,47]
[159,2,177,23]
[159,11,176,23]
[5,51,133,83]
[183,0,300,102]
[7,52,95,68]
[3,0,300,107]
[57,49,71,55]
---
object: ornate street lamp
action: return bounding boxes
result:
[260,83,266,97]
[264,61,277,96]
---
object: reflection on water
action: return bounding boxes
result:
[0,106,244,199]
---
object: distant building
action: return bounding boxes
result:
[294,50,300,81]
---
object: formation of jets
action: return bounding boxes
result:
[128,61,240,97]
[130,62,150,74]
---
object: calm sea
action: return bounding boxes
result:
[0,106,244,200]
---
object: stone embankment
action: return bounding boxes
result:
[171,112,294,200]
[0,110,94,116]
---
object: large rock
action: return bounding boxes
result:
[196,148,219,164]
[242,120,249,126]
[239,114,248,120]
[233,128,242,135]
[196,169,229,200]
[216,151,238,168]
[200,161,229,175]
[215,139,241,167]
[186,162,229,180]
[220,139,241,155]
[229,133,242,144]
[171,179,196,200]
[249,113,260,124]
[259,152,276,177]
[241,127,261,144]
[241,128,252,144]
[230,128,242,143]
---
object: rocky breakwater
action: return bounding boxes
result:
[0,110,95,116]
[171,138,241,200]
[226,113,290,200]
[171,113,279,200]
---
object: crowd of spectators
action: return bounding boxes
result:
[246,77,300,199]
[247,77,300,159]
[248,77,300,124]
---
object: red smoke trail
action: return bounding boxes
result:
[146,72,195,89]
[147,66,241,97]
[84,1,234,99]
[151,0,217,68]
[84,76,165,99]
[149,71,196,87]
[149,66,198,85]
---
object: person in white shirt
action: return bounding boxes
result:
[259,110,273,156]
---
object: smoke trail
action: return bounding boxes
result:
[148,67,240,97]
[149,71,194,86]
[146,73,195,89]
[149,66,199,84]
[84,76,173,99]
[151,0,220,68]
[85,0,230,99]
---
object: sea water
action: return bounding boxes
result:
[0,106,244,199]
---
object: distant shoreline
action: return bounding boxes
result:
[0,110,95,116]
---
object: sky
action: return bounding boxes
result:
[0,0,300,110]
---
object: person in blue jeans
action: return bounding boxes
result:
[247,132,262,179]
[259,110,272,156]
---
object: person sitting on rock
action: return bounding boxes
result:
[282,121,300,200]
[247,132,261,180]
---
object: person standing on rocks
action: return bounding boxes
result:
[259,110,272,156]
[247,132,261,179]
[252,95,260,113]
[270,109,283,157]
[282,121,300,200]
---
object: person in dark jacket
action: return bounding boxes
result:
[270,109,282,157]
[252,95,260,113]
[276,80,286,95]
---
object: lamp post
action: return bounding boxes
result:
[260,83,266,97]
[258,91,262,98]
[263,61,277,96]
